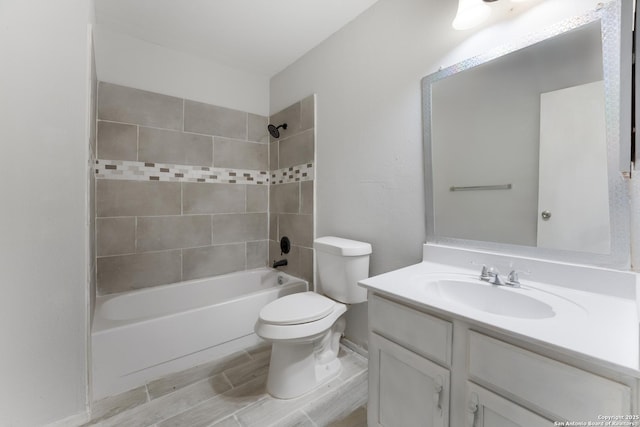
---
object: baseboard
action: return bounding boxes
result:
[342,338,369,358]
[43,410,89,427]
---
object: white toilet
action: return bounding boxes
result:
[254,236,372,399]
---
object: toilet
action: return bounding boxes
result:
[254,236,372,399]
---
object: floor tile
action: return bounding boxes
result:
[147,351,251,399]
[83,386,148,425]
[87,344,368,427]
[157,375,268,427]
[98,374,231,427]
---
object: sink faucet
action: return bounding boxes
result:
[273,259,288,268]
[480,265,520,287]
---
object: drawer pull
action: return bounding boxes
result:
[467,392,479,427]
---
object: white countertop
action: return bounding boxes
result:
[359,260,640,373]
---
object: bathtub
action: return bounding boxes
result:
[92,268,307,400]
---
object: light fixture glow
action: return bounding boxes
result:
[452,0,491,30]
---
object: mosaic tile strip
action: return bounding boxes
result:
[95,159,270,185]
[271,163,315,184]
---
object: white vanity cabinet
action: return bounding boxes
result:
[467,382,554,427]
[368,295,452,427]
[369,333,450,427]
[367,292,638,427]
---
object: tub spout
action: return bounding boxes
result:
[272,259,288,268]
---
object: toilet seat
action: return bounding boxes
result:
[255,299,347,342]
[259,292,335,325]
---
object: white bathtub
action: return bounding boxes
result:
[92,268,307,400]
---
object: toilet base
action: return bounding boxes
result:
[266,317,346,399]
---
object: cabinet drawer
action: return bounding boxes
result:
[468,331,631,421]
[369,294,452,366]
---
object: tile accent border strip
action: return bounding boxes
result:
[271,163,315,184]
[95,159,315,185]
[96,159,270,184]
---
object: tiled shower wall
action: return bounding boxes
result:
[268,96,315,285]
[95,83,271,295]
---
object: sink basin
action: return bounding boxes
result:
[418,276,555,319]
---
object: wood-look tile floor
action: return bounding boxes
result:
[84,344,368,427]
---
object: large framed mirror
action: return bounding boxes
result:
[422,1,631,268]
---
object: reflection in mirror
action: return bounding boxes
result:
[422,2,630,267]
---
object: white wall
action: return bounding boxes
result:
[270,0,604,348]
[93,25,270,116]
[0,0,94,425]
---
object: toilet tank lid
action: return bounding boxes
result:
[314,236,372,256]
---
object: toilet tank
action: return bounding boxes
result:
[314,236,372,304]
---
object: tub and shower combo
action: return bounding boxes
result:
[92,268,307,400]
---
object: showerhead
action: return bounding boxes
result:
[267,123,287,139]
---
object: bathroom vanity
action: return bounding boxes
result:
[360,1,638,425]
[359,245,640,426]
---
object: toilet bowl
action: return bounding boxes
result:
[255,237,372,399]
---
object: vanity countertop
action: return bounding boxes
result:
[359,260,640,374]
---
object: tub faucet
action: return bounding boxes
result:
[273,259,288,268]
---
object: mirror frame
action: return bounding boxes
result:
[422,1,631,269]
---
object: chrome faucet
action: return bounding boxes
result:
[506,270,521,287]
[480,265,520,287]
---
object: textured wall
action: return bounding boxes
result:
[0,0,94,424]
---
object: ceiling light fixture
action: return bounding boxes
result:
[452,0,492,30]
[452,0,534,30]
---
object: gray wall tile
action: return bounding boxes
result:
[248,114,268,143]
[270,183,299,214]
[97,217,135,256]
[300,181,314,215]
[212,213,267,244]
[269,214,278,241]
[278,214,313,248]
[97,180,181,217]
[269,142,278,171]
[246,185,268,213]
[278,129,314,169]
[300,95,315,131]
[97,121,138,161]
[184,100,247,139]
[269,102,300,142]
[269,239,299,276]
[214,137,268,170]
[182,244,246,281]
[247,240,268,269]
[98,82,183,130]
[97,250,182,294]
[139,127,213,166]
[183,183,245,214]
[299,246,314,285]
[137,215,212,252]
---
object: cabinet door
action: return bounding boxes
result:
[467,383,554,427]
[368,333,449,427]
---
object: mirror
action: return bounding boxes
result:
[422,2,630,268]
